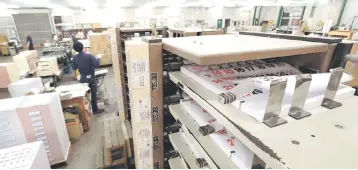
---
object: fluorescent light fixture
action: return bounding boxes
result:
[106,0,132,7]
[52,5,73,15]
[68,0,98,9]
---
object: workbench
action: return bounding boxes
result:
[161,34,358,168]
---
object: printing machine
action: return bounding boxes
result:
[123,33,358,169]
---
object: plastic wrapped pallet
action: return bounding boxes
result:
[0,93,70,165]
[8,78,44,97]
[0,141,50,169]
[0,63,19,88]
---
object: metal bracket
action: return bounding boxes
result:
[218,92,236,104]
[165,150,180,159]
[164,121,182,134]
[289,74,312,120]
[195,158,209,168]
[199,125,216,136]
[321,67,344,109]
[263,78,288,127]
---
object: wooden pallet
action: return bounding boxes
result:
[97,118,127,169]
[122,120,134,159]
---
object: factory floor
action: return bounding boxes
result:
[0,55,123,169]
[57,67,123,169]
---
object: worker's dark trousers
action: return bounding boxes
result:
[80,75,98,113]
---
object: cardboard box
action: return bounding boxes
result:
[344,40,358,87]
[89,33,113,66]
[125,39,164,169]
[111,44,122,86]
[61,97,91,132]
[64,112,82,141]
[0,45,9,55]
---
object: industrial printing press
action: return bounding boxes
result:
[123,33,358,169]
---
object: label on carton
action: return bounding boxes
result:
[133,74,149,88]
[135,97,151,123]
[132,59,148,74]
[132,59,149,89]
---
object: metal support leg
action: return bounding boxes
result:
[289,74,312,120]
[263,78,288,127]
[321,67,344,109]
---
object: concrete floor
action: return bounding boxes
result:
[59,67,123,169]
[0,55,123,169]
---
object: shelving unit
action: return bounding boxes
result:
[114,27,168,122]
[121,33,358,169]
[162,34,358,168]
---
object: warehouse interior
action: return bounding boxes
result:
[1,0,358,169]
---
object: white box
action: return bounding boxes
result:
[0,141,50,169]
[8,78,44,97]
[0,63,19,88]
[0,93,70,165]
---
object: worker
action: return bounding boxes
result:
[72,42,104,114]
[26,34,34,50]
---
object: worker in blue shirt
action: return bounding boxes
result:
[26,34,34,50]
[72,42,104,114]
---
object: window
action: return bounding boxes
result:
[279,6,304,27]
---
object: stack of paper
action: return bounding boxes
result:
[181,61,355,122]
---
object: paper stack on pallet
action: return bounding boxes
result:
[89,33,113,66]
